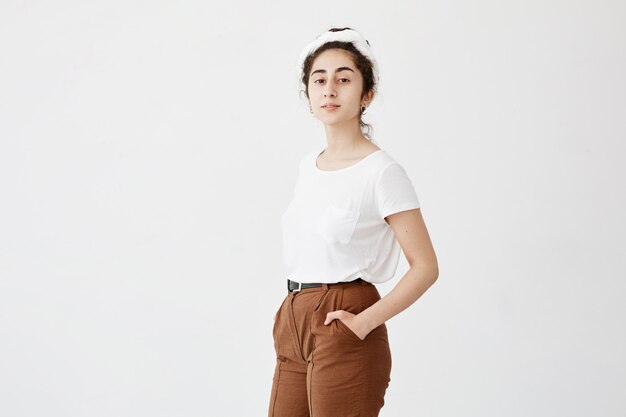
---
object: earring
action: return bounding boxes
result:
[361,106,367,115]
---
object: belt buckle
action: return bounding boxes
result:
[289,279,302,293]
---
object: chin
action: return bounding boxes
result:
[319,118,346,126]
[319,114,356,125]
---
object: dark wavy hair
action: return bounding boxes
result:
[299,27,378,140]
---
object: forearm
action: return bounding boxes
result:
[359,265,438,333]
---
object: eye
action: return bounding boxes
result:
[339,78,350,83]
[313,79,325,84]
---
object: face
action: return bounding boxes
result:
[307,48,373,125]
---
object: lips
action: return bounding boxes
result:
[322,103,340,109]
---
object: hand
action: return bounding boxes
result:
[324,310,369,340]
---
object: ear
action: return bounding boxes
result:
[362,89,375,106]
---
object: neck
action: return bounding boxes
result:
[322,120,368,155]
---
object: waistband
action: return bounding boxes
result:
[287,277,370,293]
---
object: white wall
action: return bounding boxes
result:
[1,1,624,416]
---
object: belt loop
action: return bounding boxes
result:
[322,283,329,291]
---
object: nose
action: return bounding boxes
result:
[323,81,336,97]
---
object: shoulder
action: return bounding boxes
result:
[301,148,319,163]
[371,151,417,192]
[369,149,405,175]
[297,149,319,172]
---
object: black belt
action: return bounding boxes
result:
[287,277,363,292]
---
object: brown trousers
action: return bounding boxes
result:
[268,279,392,417]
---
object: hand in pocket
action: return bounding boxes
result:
[324,309,368,340]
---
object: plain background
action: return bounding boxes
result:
[1,1,625,416]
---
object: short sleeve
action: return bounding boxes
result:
[375,162,420,220]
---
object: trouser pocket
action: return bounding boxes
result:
[336,316,364,341]
[340,284,380,341]
[311,283,381,342]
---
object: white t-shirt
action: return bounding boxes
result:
[281,147,421,284]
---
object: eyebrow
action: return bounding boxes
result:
[310,66,355,76]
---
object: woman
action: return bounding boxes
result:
[268,27,439,417]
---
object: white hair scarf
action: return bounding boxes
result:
[296,28,379,91]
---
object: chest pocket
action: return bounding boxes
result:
[315,205,360,244]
